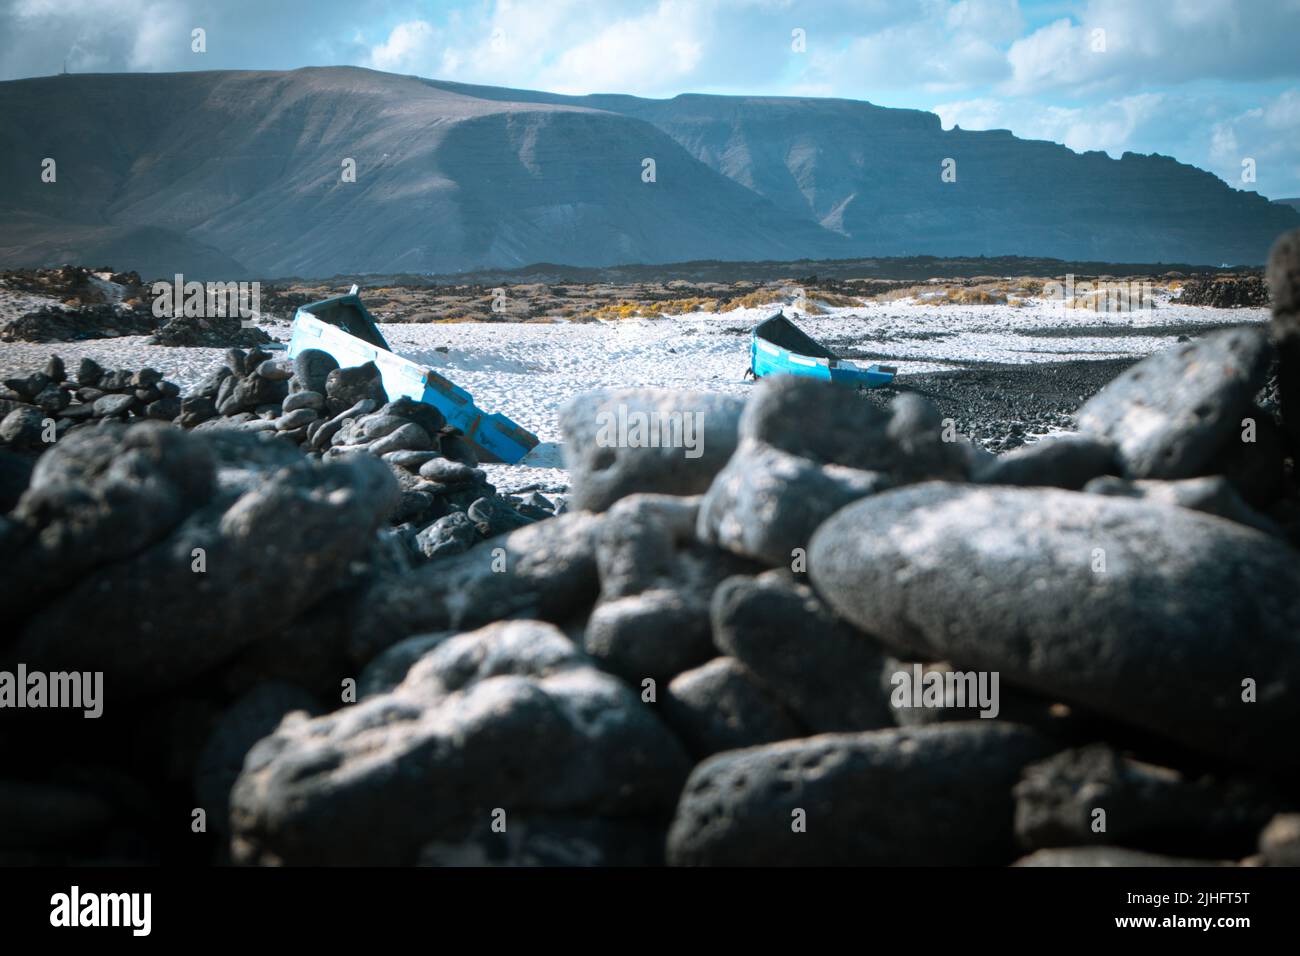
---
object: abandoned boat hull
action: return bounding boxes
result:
[287,294,540,464]
[750,313,896,388]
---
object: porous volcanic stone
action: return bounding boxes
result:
[809,482,1300,766]
[1075,327,1272,478]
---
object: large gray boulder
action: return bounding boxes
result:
[711,572,893,733]
[661,657,802,759]
[667,722,1053,865]
[741,376,966,482]
[1074,327,1272,478]
[975,433,1118,490]
[1083,474,1280,535]
[697,378,965,565]
[231,620,690,865]
[697,440,890,566]
[12,453,397,697]
[559,388,743,512]
[0,423,216,618]
[1013,743,1282,855]
[347,511,605,665]
[809,483,1300,766]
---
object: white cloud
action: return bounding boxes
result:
[796,0,1022,95]
[127,4,191,71]
[536,1,707,95]
[9,0,194,73]
[934,92,1166,154]
[931,85,1300,197]
[366,20,441,75]
[1208,88,1300,197]
[1004,0,1300,96]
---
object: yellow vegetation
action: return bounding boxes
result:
[653,296,720,315]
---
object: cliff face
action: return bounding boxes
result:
[1,67,1294,278]
[437,82,1296,265]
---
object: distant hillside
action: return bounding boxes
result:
[1275,197,1300,212]
[0,67,1295,278]
[427,78,1300,267]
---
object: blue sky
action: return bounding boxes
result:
[3,0,1298,197]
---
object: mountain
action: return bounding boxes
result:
[1276,198,1300,213]
[425,78,1300,267]
[0,68,848,279]
[0,67,1295,278]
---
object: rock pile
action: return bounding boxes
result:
[0,266,158,343]
[148,314,273,348]
[1177,275,1269,308]
[1,355,184,450]
[3,232,1300,866]
[0,265,143,304]
[176,346,556,558]
[0,304,159,343]
[0,345,559,569]
[223,231,1300,866]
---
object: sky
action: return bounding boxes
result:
[2,0,1298,198]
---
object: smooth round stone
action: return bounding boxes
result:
[383,450,441,472]
[418,457,477,483]
[367,422,432,456]
[92,393,135,417]
[282,390,325,413]
[255,359,294,381]
[276,407,319,430]
[558,387,744,512]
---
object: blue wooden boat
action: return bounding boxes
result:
[750,312,896,388]
[286,289,540,464]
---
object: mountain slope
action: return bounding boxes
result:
[0,67,1294,278]
[0,68,847,278]
[425,79,1300,265]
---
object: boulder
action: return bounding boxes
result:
[559,388,743,512]
[662,657,802,758]
[697,440,890,566]
[1267,229,1300,445]
[711,572,893,733]
[1014,743,1282,856]
[667,722,1053,865]
[1084,474,1281,535]
[1,423,216,616]
[976,433,1118,489]
[348,512,604,664]
[324,362,388,416]
[809,483,1300,766]
[12,453,398,698]
[1074,327,1272,478]
[582,589,713,684]
[230,621,690,865]
[414,511,479,560]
